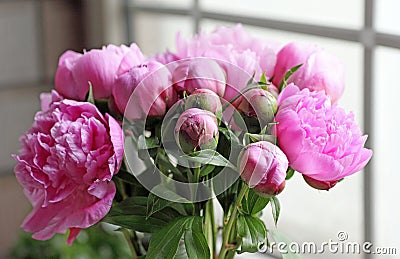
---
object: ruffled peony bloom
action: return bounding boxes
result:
[172,59,226,97]
[13,92,123,244]
[153,50,180,66]
[175,24,278,101]
[238,141,288,197]
[113,60,177,120]
[274,84,372,189]
[273,42,345,103]
[55,43,146,100]
[175,108,219,154]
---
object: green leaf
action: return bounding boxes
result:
[218,127,241,146]
[286,168,295,180]
[270,230,302,259]
[181,150,237,170]
[199,164,216,177]
[184,217,210,259]
[137,135,160,150]
[103,197,179,233]
[237,215,267,253]
[146,193,173,219]
[114,170,139,185]
[216,177,240,212]
[151,183,191,204]
[146,192,188,219]
[146,216,210,259]
[270,196,281,226]
[146,217,188,259]
[260,72,268,84]
[241,188,270,215]
[246,133,276,144]
[86,82,95,104]
[155,152,182,176]
[279,64,303,91]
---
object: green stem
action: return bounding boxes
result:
[192,165,201,214]
[204,198,216,258]
[218,184,249,259]
[117,178,128,200]
[121,228,138,259]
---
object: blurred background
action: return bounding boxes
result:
[0,0,399,258]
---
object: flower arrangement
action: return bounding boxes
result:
[13,24,372,258]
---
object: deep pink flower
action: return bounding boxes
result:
[274,84,372,188]
[273,42,345,103]
[113,60,177,120]
[175,24,278,101]
[13,93,123,244]
[55,44,145,100]
[174,108,219,154]
[238,141,288,197]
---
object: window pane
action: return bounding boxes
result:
[375,0,400,35]
[0,1,40,86]
[200,0,363,29]
[200,21,365,258]
[131,0,192,9]
[373,47,400,251]
[132,12,193,56]
[0,86,46,173]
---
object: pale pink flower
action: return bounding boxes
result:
[175,24,278,101]
[273,42,345,103]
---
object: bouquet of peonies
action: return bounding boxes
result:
[13,24,372,258]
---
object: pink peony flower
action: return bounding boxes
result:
[55,44,146,101]
[273,42,345,103]
[172,59,226,97]
[113,60,177,120]
[13,93,123,244]
[238,141,288,197]
[175,24,278,101]
[175,108,219,154]
[153,50,180,65]
[274,84,372,189]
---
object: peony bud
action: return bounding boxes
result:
[303,175,338,190]
[233,88,277,126]
[238,141,288,197]
[113,60,177,120]
[172,59,226,97]
[184,89,222,120]
[175,108,219,154]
